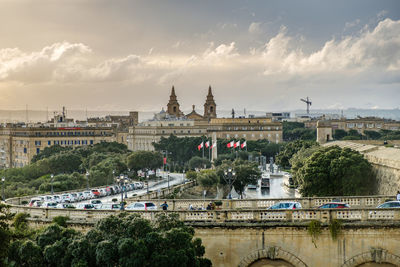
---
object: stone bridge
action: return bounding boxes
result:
[6,193,400,267]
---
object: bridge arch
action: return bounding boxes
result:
[342,248,400,267]
[238,246,307,267]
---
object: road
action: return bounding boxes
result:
[243,171,300,199]
[76,172,185,204]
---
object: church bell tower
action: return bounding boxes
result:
[204,85,217,119]
[167,86,183,117]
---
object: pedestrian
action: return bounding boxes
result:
[189,204,194,210]
[206,203,212,210]
[161,201,168,211]
[397,191,400,201]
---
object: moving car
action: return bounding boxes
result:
[42,202,58,208]
[90,199,103,209]
[318,202,350,209]
[376,201,400,208]
[76,203,96,210]
[100,203,121,210]
[56,203,75,209]
[268,201,302,210]
[125,202,157,211]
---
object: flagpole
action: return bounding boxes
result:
[202,139,204,158]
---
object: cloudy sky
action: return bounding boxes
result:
[0,0,399,113]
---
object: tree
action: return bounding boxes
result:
[126,151,163,172]
[188,156,211,170]
[216,160,261,198]
[297,146,376,196]
[364,130,382,140]
[283,122,316,141]
[7,213,212,267]
[333,129,347,140]
[196,170,219,191]
[289,145,321,186]
[275,140,318,169]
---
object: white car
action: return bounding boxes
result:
[53,195,62,203]
[44,195,54,202]
[77,192,85,201]
[70,193,78,202]
[125,202,157,211]
[83,191,93,199]
[90,199,103,209]
[377,201,400,208]
[56,203,75,209]
[100,203,121,210]
[76,203,96,210]
[61,194,72,203]
[42,202,58,208]
[29,197,42,207]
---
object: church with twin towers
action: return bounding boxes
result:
[128,85,283,152]
[166,85,217,121]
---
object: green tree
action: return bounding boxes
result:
[289,145,320,187]
[333,129,347,140]
[364,130,382,140]
[126,151,163,172]
[276,140,317,169]
[196,169,219,191]
[188,156,211,170]
[297,146,376,196]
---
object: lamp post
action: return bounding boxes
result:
[119,174,125,210]
[1,177,5,201]
[86,171,89,190]
[50,174,54,195]
[223,168,236,199]
[182,170,185,184]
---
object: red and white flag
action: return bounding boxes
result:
[212,141,217,149]
[198,142,203,151]
[234,141,240,148]
[205,141,210,148]
[241,141,247,149]
[227,141,234,148]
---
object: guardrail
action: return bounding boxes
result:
[9,206,400,224]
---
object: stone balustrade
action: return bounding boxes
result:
[8,205,400,224]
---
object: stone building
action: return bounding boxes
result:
[128,86,283,151]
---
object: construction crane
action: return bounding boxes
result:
[300,97,312,115]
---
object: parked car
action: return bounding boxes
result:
[56,203,76,209]
[100,203,122,210]
[91,189,101,198]
[32,201,43,207]
[134,182,143,189]
[318,202,350,209]
[125,202,157,211]
[377,201,400,208]
[44,195,54,202]
[29,197,42,207]
[61,194,72,203]
[83,191,93,199]
[76,203,96,210]
[53,195,62,203]
[77,192,85,201]
[268,202,302,210]
[70,193,78,202]
[42,202,58,208]
[90,199,103,209]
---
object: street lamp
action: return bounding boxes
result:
[223,168,236,199]
[182,170,185,184]
[50,174,54,195]
[1,177,5,201]
[86,171,90,190]
[118,174,125,210]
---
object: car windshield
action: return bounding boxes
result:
[146,203,155,207]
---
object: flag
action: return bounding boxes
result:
[163,157,167,164]
[227,141,234,148]
[198,142,203,151]
[234,141,240,148]
[212,141,217,149]
[241,141,247,149]
[205,141,210,148]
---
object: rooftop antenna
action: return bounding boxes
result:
[232,108,235,119]
[244,108,246,117]
[300,97,312,115]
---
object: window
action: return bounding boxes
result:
[36,148,40,154]
[48,141,51,145]
[35,141,41,146]
[23,148,27,153]
[90,140,94,145]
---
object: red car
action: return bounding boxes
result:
[91,189,101,197]
[318,202,350,209]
